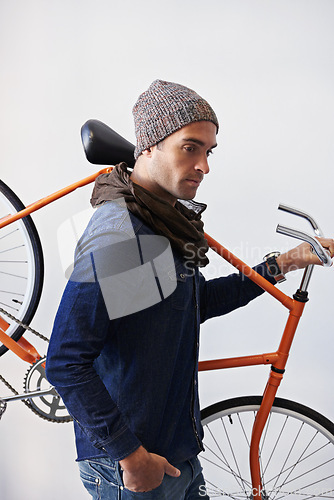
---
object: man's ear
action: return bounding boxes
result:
[141,146,154,158]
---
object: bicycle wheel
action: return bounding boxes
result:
[0,180,44,356]
[200,396,334,499]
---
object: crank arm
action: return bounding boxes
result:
[1,386,59,403]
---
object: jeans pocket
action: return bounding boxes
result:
[121,482,165,499]
[79,463,101,498]
[119,467,166,499]
[88,458,118,483]
[78,458,119,499]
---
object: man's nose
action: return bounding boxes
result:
[195,156,210,175]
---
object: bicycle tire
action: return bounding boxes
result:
[200,396,334,499]
[0,180,44,356]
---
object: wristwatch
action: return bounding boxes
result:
[263,251,286,283]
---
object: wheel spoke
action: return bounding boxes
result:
[222,416,250,494]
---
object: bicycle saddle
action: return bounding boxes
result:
[81,119,135,168]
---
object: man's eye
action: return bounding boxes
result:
[207,150,213,157]
[184,146,195,152]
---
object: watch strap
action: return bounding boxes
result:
[263,252,286,283]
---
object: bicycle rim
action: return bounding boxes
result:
[0,180,44,356]
[200,396,334,499]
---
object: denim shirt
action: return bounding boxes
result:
[46,199,275,464]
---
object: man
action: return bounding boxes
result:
[46,80,334,499]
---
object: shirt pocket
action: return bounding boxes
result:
[171,263,194,311]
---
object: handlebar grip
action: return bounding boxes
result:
[276,224,332,267]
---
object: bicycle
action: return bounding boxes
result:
[0,119,333,498]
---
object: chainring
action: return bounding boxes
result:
[23,357,72,423]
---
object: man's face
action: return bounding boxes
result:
[138,121,217,205]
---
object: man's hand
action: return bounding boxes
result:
[119,446,181,493]
[276,238,334,275]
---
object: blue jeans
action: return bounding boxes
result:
[78,456,210,499]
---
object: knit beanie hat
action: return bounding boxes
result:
[133,79,219,159]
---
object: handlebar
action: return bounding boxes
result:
[276,204,332,267]
[276,224,332,267]
[278,204,324,237]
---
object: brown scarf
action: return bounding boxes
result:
[90,163,209,267]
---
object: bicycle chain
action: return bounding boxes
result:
[0,373,32,410]
[0,306,49,343]
[0,306,49,416]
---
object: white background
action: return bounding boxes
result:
[1,1,334,498]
